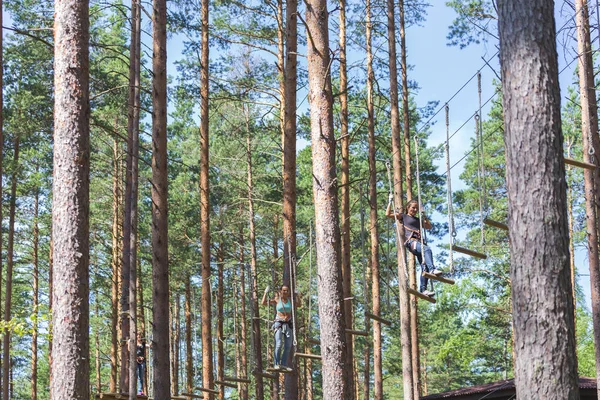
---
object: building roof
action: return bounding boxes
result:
[421,377,597,399]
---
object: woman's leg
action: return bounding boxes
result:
[281,329,293,367]
[137,362,145,392]
[412,241,430,291]
[274,329,283,366]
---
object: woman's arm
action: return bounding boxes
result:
[386,196,402,220]
[261,287,270,306]
[421,214,432,230]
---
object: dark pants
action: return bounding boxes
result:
[137,362,145,393]
[406,240,435,291]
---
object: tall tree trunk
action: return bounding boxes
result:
[95,278,102,394]
[575,1,600,396]
[48,234,53,400]
[127,0,142,396]
[398,0,419,395]
[277,0,285,145]
[498,1,579,398]
[387,0,414,397]
[270,218,279,400]
[51,0,90,396]
[3,135,19,399]
[338,2,355,397]
[173,295,181,395]
[111,147,120,393]
[31,179,40,400]
[283,0,299,396]
[305,0,350,397]
[246,105,264,399]
[185,273,194,393]
[238,229,249,400]
[152,0,171,393]
[119,127,131,393]
[217,245,225,400]
[366,1,382,397]
[199,0,213,398]
[138,256,148,395]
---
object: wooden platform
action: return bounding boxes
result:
[253,370,278,379]
[452,245,487,259]
[422,272,455,285]
[346,329,368,337]
[266,367,294,374]
[406,287,436,303]
[564,157,596,170]
[483,217,508,231]
[365,311,392,326]
[306,337,320,345]
[224,376,251,384]
[215,380,237,389]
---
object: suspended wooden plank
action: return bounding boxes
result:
[564,157,596,170]
[307,337,320,345]
[253,370,278,380]
[452,245,487,259]
[364,311,392,326]
[96,394,149,400]
[406,287,436,303]
[266,367,294,374]
[483,217,508,231]
[215,380,238,389]
[295,352,322,360]
[172,396,192,399]
[224,376,251,384]
[346,329,368,337]
[180,393,204,399]
[194,387,220,395]
[422,272,455,285]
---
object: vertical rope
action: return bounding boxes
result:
[287,237,298,349]
[360,185,368,309]
[445,104,455,272]
[414,135,432,291]
[308,223,314,338]
[477,72,486,246]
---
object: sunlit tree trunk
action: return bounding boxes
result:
[199,0,213,398]
[238,222,249,400]
[51,0,90,396]
[31,181,40,400]
[3,135,19,399]
[152,0,171,392]
[185,274,193,393]
[499,0,579,398]
[306,0,350,397]
[217,244,225,400]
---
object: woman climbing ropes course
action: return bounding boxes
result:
[386,198,444,298]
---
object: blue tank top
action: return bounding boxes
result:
[276,299,292,314]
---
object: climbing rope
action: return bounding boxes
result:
[286,236,299,350]
[477,72,486,246]
[414,135,434,292]
[445,104,456,272]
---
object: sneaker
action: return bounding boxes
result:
[283,366,293,372]
[431,269,443,276]
[422,290,435,297]
[273,364,282,370]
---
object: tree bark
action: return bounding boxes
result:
[305,0,350,397]
[152,0,171,393]
[185,273,194,394]
[575,1,600,397]
[498,0,579,398]
[111,146,120,393]
[338,2,355,397]
[237,232,249,400]
[3,135,19,399]
[217,244,225,400]
[31,174,40,400]
[199,0,213,398]
[246,105,265,399]
[283,0,299,395]
[387,0,414,397]
[51,0,90,396]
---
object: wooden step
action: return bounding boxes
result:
[452,245,487,259]
[252,370,278,379]
[96,394,149,400]
[406,287,436,303]
[422,272,455,285]
[215,380,237,389]
[346,329,368,337]
[266,367,294,374]
[223,376,251,384]
[483,217,508,231]
[564,157,596,170]
[364,311,392,326]
[180,393,204,399]
[295,352,322,360]
[307,337,320,345]
[194,387,220,395]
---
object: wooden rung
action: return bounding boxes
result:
[564,157,596,170]
[364,311,392,326]
[346,329,368,337]
[266,367,294,374]
[96,394,148,400]
[181,393,204,399]
[407,287,436,303]
[295,352,322,360]
[452,245,487,259]
[172,396,191,400]
[253,370,278,379]
[422,272,455,285]
[483,217,508,231]
[224,376,251,384]
[215,380,238,389]
[307,337,320,345]
[194,387,220,395]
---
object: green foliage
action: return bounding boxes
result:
[446,0,497,49]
